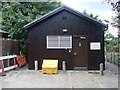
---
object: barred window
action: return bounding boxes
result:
[47,36,72,49]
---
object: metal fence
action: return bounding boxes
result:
[105,52,120,66]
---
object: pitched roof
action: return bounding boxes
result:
[23,5,107,30]
[0,29,9,34]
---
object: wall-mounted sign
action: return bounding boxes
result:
[63,29,68,32]
[80,36,86,39]
[78,42,82,46]
[90,42,101,50]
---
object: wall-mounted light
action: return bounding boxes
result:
[63,29,68,33]
[80,36,86,39]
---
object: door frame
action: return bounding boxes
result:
[73,35,88,69]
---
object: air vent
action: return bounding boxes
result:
[62,16,67,20]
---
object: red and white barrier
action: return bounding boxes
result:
[0,55,18,75]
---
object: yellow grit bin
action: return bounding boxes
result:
[42,59,58,74]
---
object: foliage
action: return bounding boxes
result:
[0,2,2,29]
[104,31,119,52]
[82,10,118,52]
[103,0,120,12]
[103,1,120,41]
[1,2,61,55]
[83,10,102,22]
[104,11,119,28]
[83,10,118,52]
[103,1,119,65]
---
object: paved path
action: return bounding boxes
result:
[105,62,119,71]
[0,62,119,88]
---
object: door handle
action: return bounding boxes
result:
[74,52,77,56]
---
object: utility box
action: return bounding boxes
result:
[42,59,58,74]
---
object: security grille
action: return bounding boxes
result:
[47,36,72,49]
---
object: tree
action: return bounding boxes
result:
[2,2,61,54]
[103,0,119,28]
[104,31,118,52]
[103,0,120,52]
[83,9,119,55]
[102,0,120,65]
[83,10,102,22]
[0,2,2,29]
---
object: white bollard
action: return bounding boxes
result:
[20,51,22,55]
[62,61,66,72]
[35,60,38,71]
[100,63,104,75]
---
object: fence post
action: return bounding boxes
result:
[20,51,22,55]
[7,52,10,67]
[113,52,115,64]
[111,52,112,63]
[114,52,115,64]
[0,57,6,76]
[110,52,112,63]
[111,52,115,64]
[13,55,17,69]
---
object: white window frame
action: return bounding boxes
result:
[90,42,101,50]
[47,36,72,49]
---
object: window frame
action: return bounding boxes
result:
[46,35,72,49]
[90,42,101,50]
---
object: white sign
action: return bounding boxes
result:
[90,42,101,50]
